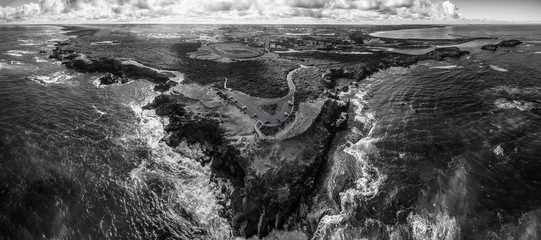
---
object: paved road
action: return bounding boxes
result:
[223,65,304,128]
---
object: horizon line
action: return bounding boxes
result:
[2,21,541,26]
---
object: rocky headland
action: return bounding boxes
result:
[48,26,471,239]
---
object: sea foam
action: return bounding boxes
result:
[127,97,233,238]
[490,65,508,72]
[488,85,541,96]
[34,57,48,63]
[493,145,504,156]
[27,71,75,85]
[408,212,460,240]
[431,65,462,69]
[4,50,34,57]
[494,98,534,111]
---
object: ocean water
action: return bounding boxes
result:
[0,25,230,239]
[1,24,541,240]
[328,25,541,239]
[370,24,541,41]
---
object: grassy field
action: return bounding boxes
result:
[174,48,297,97]
[211,43,262,58]
[291,68,326,102]
[259,103,278,115]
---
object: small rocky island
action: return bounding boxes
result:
[481,39,523,51]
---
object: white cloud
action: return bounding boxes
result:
[40,0,64,15]
[442,0,460,19]
[1,2,40,20]
[0,0,464,23]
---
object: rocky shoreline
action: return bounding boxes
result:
[51,46,179,91]
[48,31,471,238]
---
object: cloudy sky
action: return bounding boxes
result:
[0,0,540,23]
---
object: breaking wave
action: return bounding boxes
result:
[493,144,504,156]
[341,75,388,203]
[34,56,48,63]
[18,40,41,46]
[27,71,76,85]
[17,40,41,46]
[430,65,462,70]
[489,65,508,72]
[312,68,393,240]
[494,98,534,111]
[4,50,35,57]
[408,212,460,240]
[489,85,541,96]
[92,105,107,115]
[127,97,233,239]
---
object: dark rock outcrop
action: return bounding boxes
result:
[99,73,129,85]
[49,41,175,88]
[322,68,351,89]
[422,47,470,60]
[54,41,71,46]
[143,95,232,164]
[341,47,466,85]
[142,94,248,225]
[481,44,498,51]
[482,40,523,51]
[50,49,173,87]
[323,68,351,80]
[49,48,76,60]
[497,39,523,47]
[153,83,171,92]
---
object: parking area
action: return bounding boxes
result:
[221,89,293,127]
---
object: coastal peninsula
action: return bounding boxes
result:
[49,24,472,238]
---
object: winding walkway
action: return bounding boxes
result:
[223,64,306,139]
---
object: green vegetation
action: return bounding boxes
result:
[259,103,278,115]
